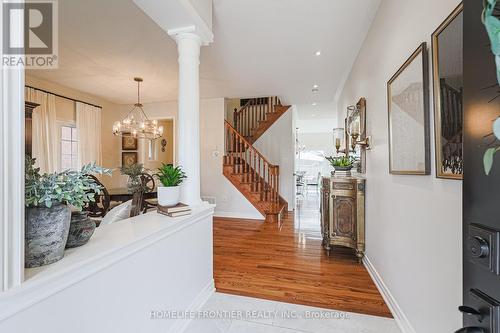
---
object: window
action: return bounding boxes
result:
[148,139,158,161]
[60,125,78,170]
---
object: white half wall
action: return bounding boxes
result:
[337,1,462,332]
[253,107,296,210]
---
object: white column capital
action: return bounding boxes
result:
[168,26,212,46]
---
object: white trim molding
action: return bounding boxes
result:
[0,2,25,292]
[363,255,416,333]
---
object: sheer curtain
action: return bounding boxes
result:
[25,87,58,173]
[76,102,102,166]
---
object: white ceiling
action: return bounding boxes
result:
[27,0,381,110]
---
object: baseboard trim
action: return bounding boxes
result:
[172,279,215,333]
[362,256,416,333]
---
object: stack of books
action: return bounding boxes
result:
[157,203,191,217]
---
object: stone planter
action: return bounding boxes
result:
[66,211,96,249]
[157,186,180,207]
[25,203,71,268]
[331,166,353,178]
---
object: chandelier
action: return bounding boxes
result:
[112,77,163,140]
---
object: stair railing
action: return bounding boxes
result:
[224,120,279,203]
[233,96,282,139]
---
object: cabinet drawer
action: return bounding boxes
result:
[332,182,355,190]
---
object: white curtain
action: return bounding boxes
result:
[76,102,102,166]
[25,87,58,174]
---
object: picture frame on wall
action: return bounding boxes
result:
[122,136,138,150]
[122,152,138,167]
[387,42,431,175]
[431,3,463,180]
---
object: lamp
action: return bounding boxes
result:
[333,128,345,154]
[112,78,163,140]
[346,105,371,150]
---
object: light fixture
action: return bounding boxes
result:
[312,102,317,106]
[346,105,371,150]
[315,51,321,56]
[112,77,163,140]
[333,128,345,154]
[313,84,319,89]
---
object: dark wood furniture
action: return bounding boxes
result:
[83,175,111,221]
[141,173,158,213]
[320,176,366,262]
[25,102,39,157]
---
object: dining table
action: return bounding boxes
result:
[108,187,158,203]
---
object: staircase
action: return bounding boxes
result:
[223,97,290,224]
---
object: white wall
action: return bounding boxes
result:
[253,107,296,210]
[200,98,263,219]
[337,1,462,332]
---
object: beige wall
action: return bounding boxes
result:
[26,75,124,189]
[141,119,174,172]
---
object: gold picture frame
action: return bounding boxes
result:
[122,136,138,151]
[122,152,138,167]
[387,42,431,175]
[431,3,463,180]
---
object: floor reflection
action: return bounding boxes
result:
[295,185,322,243]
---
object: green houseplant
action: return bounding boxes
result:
[25,156,110,268]
[120,163,146,193]
[325,156,354,171]
[155,164,187,207]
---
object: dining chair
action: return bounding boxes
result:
[141,172,158,213]
[84,175,111,227]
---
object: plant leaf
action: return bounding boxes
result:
[493,118,500,140]
[484,147,497,175]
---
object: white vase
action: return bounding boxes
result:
[157,186,181,207]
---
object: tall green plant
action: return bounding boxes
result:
[156,164,186,187]
[25,155,111,210]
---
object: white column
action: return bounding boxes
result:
[173,32,203,206]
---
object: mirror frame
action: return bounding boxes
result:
[431,3,464,180]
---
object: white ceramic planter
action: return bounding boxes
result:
[157,186,181,207]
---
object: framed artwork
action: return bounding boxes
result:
[432,3,463,179]
[122,136,138,150]
[122,152,138,167]
[387,42,430,175]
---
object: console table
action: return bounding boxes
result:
[320,176,366,262]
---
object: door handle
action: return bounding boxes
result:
[454,327,485,333]
[459,305,483,322]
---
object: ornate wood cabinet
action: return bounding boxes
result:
[320,176,366,261]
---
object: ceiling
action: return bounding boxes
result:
[27,0,381,110]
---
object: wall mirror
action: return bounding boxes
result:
[432,3,463,179]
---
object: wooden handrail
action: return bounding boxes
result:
[224,120,277,167]
[224,120,280,203]
[233,96,282,138]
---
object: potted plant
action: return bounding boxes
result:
[120,163,146,193]
[156,164,187,207]
[326,156,354,171]
[25,156,110,268]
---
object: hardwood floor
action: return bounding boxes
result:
[213,190,392,318]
